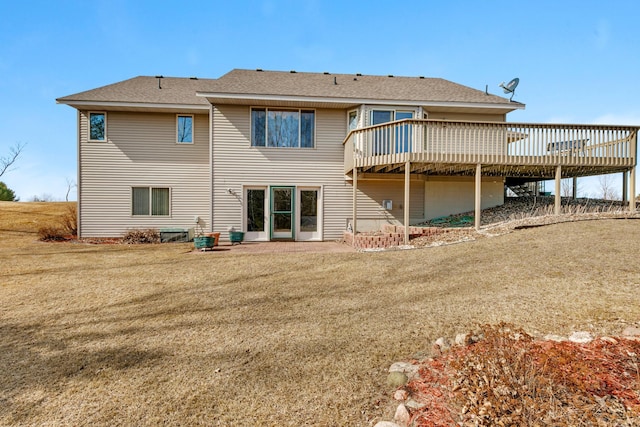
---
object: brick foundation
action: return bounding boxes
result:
[343,225,446,250]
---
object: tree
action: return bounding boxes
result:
[0,143,26,177]
[561,178,582,198]
[0,181,18,201]
[65,178,77,202]
[597,174,620,201]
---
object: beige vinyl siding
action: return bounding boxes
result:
[78,111,210,237]
[355,180,425,228]
[213,105,356,240]
[424,112,506,122]
[424,176,504,220]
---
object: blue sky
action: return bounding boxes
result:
[1,0,639,201]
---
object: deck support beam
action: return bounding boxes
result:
[555,165,562,215]
[352,168,358,235]
[630,166,636,212]
[475,164,481,230]
[404,161,410,245]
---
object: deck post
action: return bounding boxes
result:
[622,171,628,204]
[630,166,636,212]
[475,164,481,230]
[352,168,358,235]
[555,165,562,215]
[572,177,578,199]
[404,161,410,245]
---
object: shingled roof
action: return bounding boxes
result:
[57,69,524,112]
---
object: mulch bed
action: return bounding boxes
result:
[401,324,640,426]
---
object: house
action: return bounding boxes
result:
[57,69,637,243]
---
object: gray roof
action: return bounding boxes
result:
[203,69,518,106]
[56,76,217,106]
[57,69,523,111]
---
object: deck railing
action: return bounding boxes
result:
[344,119,638,173]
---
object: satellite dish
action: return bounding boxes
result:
[499,77,519,100]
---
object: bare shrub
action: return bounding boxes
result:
[37,226,68,241]
[60,205,77,236]
[121,229,160,244]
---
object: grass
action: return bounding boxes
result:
[1,201,639,425]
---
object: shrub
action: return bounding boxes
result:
[60,205,77,236]
[37,226,68,241]
[121,229,160,244]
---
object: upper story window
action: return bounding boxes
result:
[348,110,358,132]
[251,108,315,148]
[89,112,106,141]
[177,115,193,144]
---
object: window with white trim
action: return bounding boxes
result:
[132,187,170,216]
[177,114,193,143]
[251,108,315,148]
[89,112,106,141]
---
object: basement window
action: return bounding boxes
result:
[132,187,170,216]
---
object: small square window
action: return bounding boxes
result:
[177,115,193,143]
[89,112,106,141]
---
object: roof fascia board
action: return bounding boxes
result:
[56,100,210,110]
[196,92,524,110]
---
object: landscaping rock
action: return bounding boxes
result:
[569,331,593,344]
[374,422,402,427]
[622,326,640,337]
[434,337,451,351]
[405,398,428,410]
[387,372,409,387]
[393,389,408,401]
[394,403,410,426]
[389,361,419,379]
[544,334,567,342]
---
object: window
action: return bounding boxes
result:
[348,110,358,132]
[251,108,315,148]
[177,115,193,143]
[132,187,170,216]
[89,112,106,141]
[246,189,265,232]
[370,109,414,154]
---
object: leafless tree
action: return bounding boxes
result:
[65,178,77,202]
[0,143,26,177]
[561,178,582,198]
[597,174,620,200]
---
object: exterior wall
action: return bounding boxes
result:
[424,111,506,122]
[424,176,504,220]
[211,105,353,240]
[352,179,425,232]
[78,111,210,237]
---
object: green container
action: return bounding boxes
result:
[229,231,244,244]
[194,236,215,250]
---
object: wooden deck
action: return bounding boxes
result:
[344,119,638,179]
[344,119,638,241]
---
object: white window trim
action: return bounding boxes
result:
[250,107,316,149]
[176,114,194,144]
[88,111,107,142]
[369,108,416,124]
[131,186,171,217]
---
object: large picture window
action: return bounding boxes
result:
[132,187,170,216]
[251,108,314,148]
[89,112,106,141]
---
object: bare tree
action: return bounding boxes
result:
[0,143,26,177]
[597,174,620,200]
[65,177,77,202]
[561,178,582,198]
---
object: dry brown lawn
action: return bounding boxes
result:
[1,201,639,426]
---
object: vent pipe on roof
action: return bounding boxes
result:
[155,75,163,89]
[334,76,337,85]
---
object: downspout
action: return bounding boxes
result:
[77,110,82,238]
[209,103,214,232]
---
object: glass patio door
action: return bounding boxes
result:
[270,186,294,239]
[297,187,321,241]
